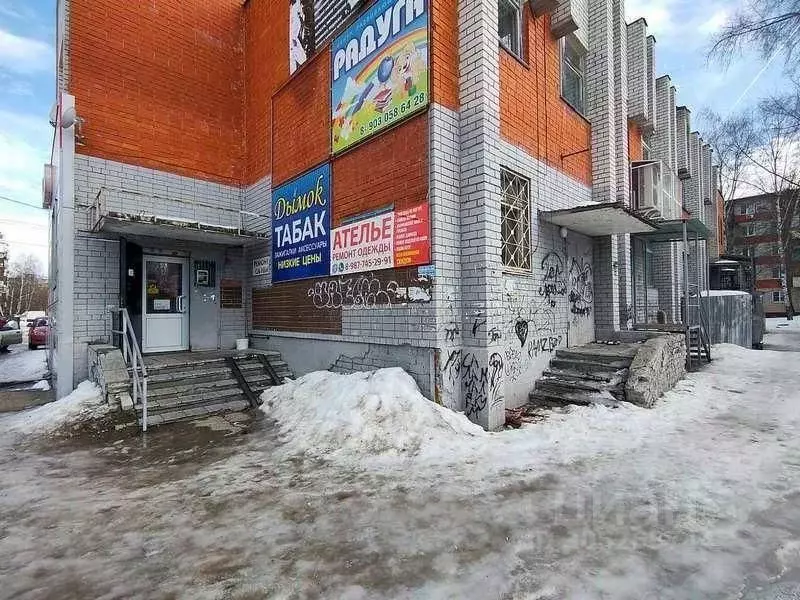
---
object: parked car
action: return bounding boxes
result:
[0,319,22,352]
[29,317,50,350]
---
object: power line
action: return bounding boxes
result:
[0,195,44,210]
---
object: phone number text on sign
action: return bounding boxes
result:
[331,212,395,276]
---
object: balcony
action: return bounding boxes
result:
[89,187,268,246]
[630,160,681,221]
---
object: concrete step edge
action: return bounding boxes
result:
[144,399,250,425]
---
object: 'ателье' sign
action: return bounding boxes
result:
[331,0,429,154]
[271,163,331,283]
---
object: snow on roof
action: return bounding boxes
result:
[701,290,750,297]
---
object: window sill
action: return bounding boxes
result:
[500,43,528,68]
[502,267,534,277]
[560,95,590,125]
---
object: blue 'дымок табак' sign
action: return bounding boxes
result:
[271,163,331,283]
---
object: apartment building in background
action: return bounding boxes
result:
[727,192,799,316]
[47,0,721,429]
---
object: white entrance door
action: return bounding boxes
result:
[142,255,189,352]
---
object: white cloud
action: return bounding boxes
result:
[0,108,52,271]
[698,8,729,35]
[0,28,52,74]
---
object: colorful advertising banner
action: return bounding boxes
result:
[331,0,429,154]
[394,203,430,267]
[271,164,331,283]
[329,203,430,276]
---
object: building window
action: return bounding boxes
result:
[498,0,522,57]
[737,203,755,215]
[772,265,785,279]
[772,290,785,303]
[501,169,531,271]
[745,223,756,237]
[641,138,653,161]
[561,34,586,115]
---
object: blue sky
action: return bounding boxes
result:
[0,0,792,274]
[0,0,54,273]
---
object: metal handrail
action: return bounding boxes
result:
[110,307,149,431]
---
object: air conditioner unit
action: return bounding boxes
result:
[631,160,663,218]
[42,164,54,209]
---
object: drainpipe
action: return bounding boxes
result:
[55,92,76,399]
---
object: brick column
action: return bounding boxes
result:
[456,0,505,430]
[586,0,620,335]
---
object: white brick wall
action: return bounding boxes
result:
[626,19,649,127]
[676,106,691,178]
[552,0,589,50]
[496,140,596,408]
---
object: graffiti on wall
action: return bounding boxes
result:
[443,350,504,420]
[538,251,567,308]
[307,273,431,309]
[568,257,593,317]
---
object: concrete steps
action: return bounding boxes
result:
[529,342,638,409]
[134,349,294,428]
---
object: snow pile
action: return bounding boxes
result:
[6,381,108,435]
[261,368,485,457]
[701,290,750,297]
[32,380,51,391]
[0,348,49,384]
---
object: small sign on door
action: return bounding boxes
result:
[253,256,269,277]
[153,299,171,311]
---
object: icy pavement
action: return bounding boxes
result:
[764,317,800,353]
[0,344,48,385]
[3,343,800,599]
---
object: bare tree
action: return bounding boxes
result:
[0,254,45,318]
[702,109,757,224]
[735,105,800,318]
[710,0,800,74]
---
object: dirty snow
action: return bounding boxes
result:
[5,381,107,434]
[31,379,50,391]
[3,334,800,598]
[763,317,800,352]
[0,346,48,384]
[261,368,484,457]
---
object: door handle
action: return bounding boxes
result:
[177,295,187,313]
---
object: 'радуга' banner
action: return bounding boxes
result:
[331,0,429,154]
[271,163,331,283]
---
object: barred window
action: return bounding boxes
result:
[561,34,586,115]
[501,169,531,270]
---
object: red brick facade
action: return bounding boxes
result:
[628,121,643,161]
[69,0,245,185]
[271,48,331,187]
[499,10,592,186]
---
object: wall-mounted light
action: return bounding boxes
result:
[60,106,77,129]
[560,227,568,239]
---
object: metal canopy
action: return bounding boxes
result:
[631,218,710,243]
[95,214,268,247]
[540,202,657,237]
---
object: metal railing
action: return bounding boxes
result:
[90,187,270,236]
[110,307,149,431]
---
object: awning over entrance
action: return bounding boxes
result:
[540,202,658,237]
[631,218,710,243]
[94,213,268,246]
